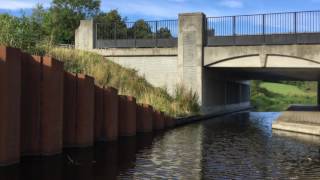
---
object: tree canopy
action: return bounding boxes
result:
[49,0,101,44]
[0,1,174,53]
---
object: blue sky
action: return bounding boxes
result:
[0,0,320,20]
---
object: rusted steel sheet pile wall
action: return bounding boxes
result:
[0,46,176,166]
[20,53,64,156]
[63,73,95,147]
[0,47,21,166]
[119,96,137,136]
[136,104,153,133]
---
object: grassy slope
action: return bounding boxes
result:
[48,47,200,117]
[260,82,316,96]
[251,82,317,112]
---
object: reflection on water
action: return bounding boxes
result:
[1,112,320,179]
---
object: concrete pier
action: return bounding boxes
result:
[272,105,320,136]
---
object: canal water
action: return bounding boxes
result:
[1,112,320,179]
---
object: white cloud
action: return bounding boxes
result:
[219,0,244,8]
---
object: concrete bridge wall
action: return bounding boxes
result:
[92,48,178,95]
[74,13,259,114]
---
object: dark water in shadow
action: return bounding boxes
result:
[1,112,320,179]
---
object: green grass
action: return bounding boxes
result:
[251,82,317,112]
[48,47,200,117]
[260,82,316,96]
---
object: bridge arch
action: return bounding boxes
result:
[205,53,320,68]
[204,44,320,68]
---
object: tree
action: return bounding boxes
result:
[94,10,127,39]
[129,20,153,39]
[48,0,100,44]
[0,13,40,53]
[207,28,215,37]
[251,80,262,96]
[156,27,172,38]
[0,14,21,47]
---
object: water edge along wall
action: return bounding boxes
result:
[0,46,176,166]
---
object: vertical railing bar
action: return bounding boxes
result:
[95,23,98,48]
[294,12,297,34]
[155,21,158,47]
[233,16,236,43]
[232,16,236,36]
[263,14,265,35]
[134,22,136,48]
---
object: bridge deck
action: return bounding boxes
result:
[207,33,320,46]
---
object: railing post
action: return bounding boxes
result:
[294,12,297,34]
[155,21,158,48]
[114,23,117,47]
[262,14,265,35]
[262,14,266,44]
[134,27,137,48]
[95,23,98,49]
[232,16,236,36]
[233,16,236,44]
[294,12,298,44]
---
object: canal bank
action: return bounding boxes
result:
[175,105,254,126]
[272,105,320,136]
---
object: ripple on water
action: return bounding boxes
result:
[121,112,320,179]
[1,112,319,179]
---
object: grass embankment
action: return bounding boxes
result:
[251,82,317,112]
[48,48,200,117]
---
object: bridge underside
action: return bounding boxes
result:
[201,44,320,114]
[207,68,320,81]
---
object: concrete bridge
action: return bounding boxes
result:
[75,10,320,115]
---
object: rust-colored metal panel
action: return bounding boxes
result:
[94,85,104,142]
[167,116,176,128]
[160,112,166,130]
[119,96,137,136]
[172,117,176,127]
[0,46,21,166]
[152,110,164,131]
[164,114,175,129]
[20,54,41,156]
[136,104,143,132]
[41,57,64,155]
[164,114,169,129]
[76,74,95,147]
[137,104,153,133]
[63,72,77,147]
[103,87,119,141]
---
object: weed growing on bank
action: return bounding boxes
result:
[48,47,200,117]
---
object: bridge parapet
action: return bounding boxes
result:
[207,10,320,46]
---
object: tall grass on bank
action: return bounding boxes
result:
[48,47,200,117]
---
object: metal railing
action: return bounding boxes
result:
[96,19,178,48]
[207,10,320,46]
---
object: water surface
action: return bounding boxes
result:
[1,112,320,179]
